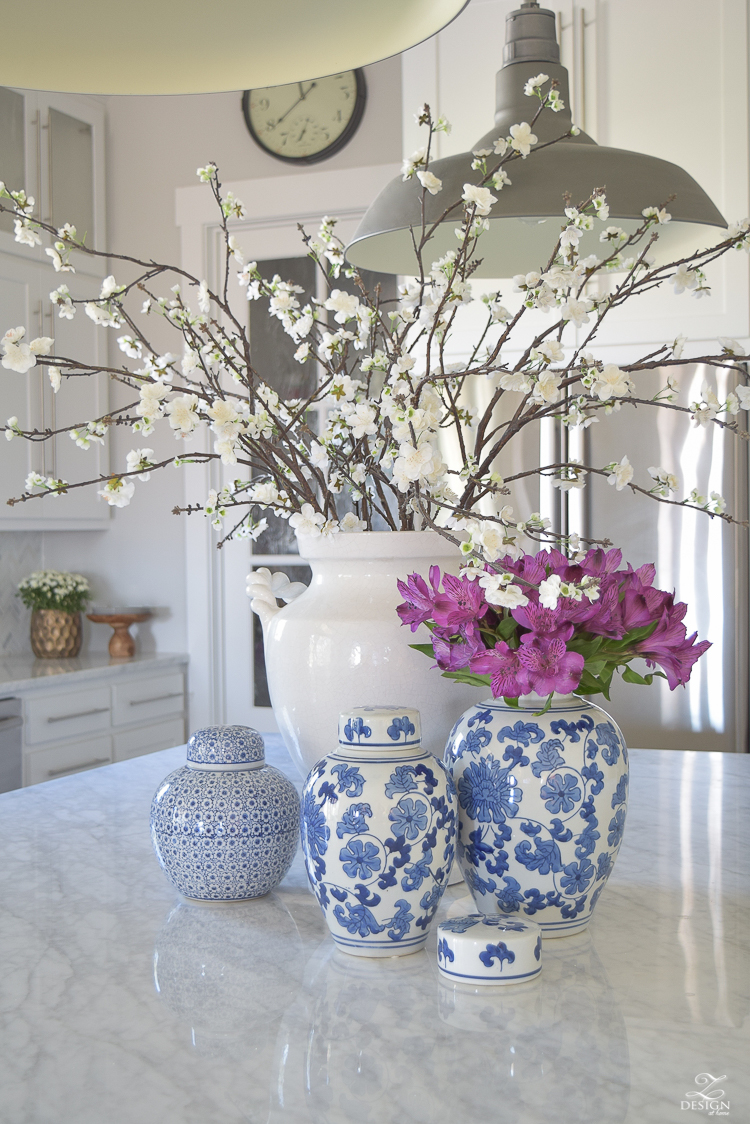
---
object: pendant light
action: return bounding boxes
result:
[346,0,726,277]
[0,0,469,95]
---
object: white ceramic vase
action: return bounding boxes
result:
[260,530,485,778]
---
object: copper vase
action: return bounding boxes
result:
[30,610,83,658]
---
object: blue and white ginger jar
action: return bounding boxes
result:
[151,725,300,901]
[300,706,456,956]
[445,694,628,937]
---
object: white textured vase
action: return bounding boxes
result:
[262,530,485,777]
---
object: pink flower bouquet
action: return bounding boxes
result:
[397,547,710,707]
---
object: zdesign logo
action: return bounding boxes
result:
[681,1073,730,1115]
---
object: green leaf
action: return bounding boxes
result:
[409,642,435,659]
[503,696,520,708]
[567,635,604,660]
[441,670,492,688]
[497,616,519,640]
[622,666,652,686]
[584,659,607,676]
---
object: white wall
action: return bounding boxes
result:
[39,57,403,664]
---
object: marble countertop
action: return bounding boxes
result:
[0,740,747,1124]
[0,651,188,694]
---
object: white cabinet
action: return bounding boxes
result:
[0,87,110,530]
[6,656,189,786]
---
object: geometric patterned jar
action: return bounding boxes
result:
[30,609,82,658]
[445,694,628,938]
[300,705,457,957]
[150,725,300,902]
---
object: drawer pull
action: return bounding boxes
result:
[47,707,110,723]
[129,692,183,706]
[47,757,109,778]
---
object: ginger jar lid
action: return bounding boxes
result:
[187,724,265,766]
[337,706,422,748]
[437,915,542,987]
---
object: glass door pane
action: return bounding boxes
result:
[0,88,25,234]
[48,108,94,241]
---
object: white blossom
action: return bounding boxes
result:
[591,364,633,401]
[539,573,562,609]
[509,122,537,156]
[648,466,678,496]
[606,455,634,490]
[325,290,360,323]
[523,73,549,97]
[417,170,442,195]
[561,297,593,327]
[125,448,155,481]
[340,511,366,532]
[166,394,200,435]
[1,327,53,374]
[289,503,326,538]
[462,184,497,217]
[98,478,135,507]
[671,264,697,294]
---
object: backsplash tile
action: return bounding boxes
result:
[0,533,43,653]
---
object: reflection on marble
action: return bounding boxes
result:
[0,740,747,1123]
[271,930,628,1124]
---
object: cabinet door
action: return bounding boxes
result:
[0,88,109,529]
[24,734,112,786]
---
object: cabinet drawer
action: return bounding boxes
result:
[112,673,185,727]
[25,685,111,745]
[113,716,186,762]
[25,735,112,786]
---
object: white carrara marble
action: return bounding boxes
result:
[0,651,188,694]
[0,743,747,1123]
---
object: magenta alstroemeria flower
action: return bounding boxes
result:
[432,622,486,671]
[636,600,712,689]
[620,581,669,631]
[511,600,575,641]
[432,572,489,630]
[396,566,442,632]
[563,579,625,638]
[577,547,624,577]
[516,635,585,695]
[470,640,531,698]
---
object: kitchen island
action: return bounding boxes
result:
[0,741,747,1123]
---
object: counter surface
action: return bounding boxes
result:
[0,651,188,695]
[0,741,747,1123]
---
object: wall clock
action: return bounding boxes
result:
[242,70,366,165]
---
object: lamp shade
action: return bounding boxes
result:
[346,2,727,277]
[0,0,469,95]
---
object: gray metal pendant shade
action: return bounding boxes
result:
[346,2,726,277]
[0,0,469,95]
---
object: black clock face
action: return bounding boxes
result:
[242,70,366,165]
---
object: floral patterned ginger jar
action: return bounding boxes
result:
[445,694,628,937]
[300,706,457,956]
[151,725,300,902]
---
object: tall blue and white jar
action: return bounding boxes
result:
[151,725,300,902]
[445,695,628,938]
[300,706,456,957]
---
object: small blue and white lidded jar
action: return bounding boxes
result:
[150,725,300,902]
[437,915,542,986]
[300,706,457,957]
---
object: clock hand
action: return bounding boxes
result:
[274,81,317,127]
